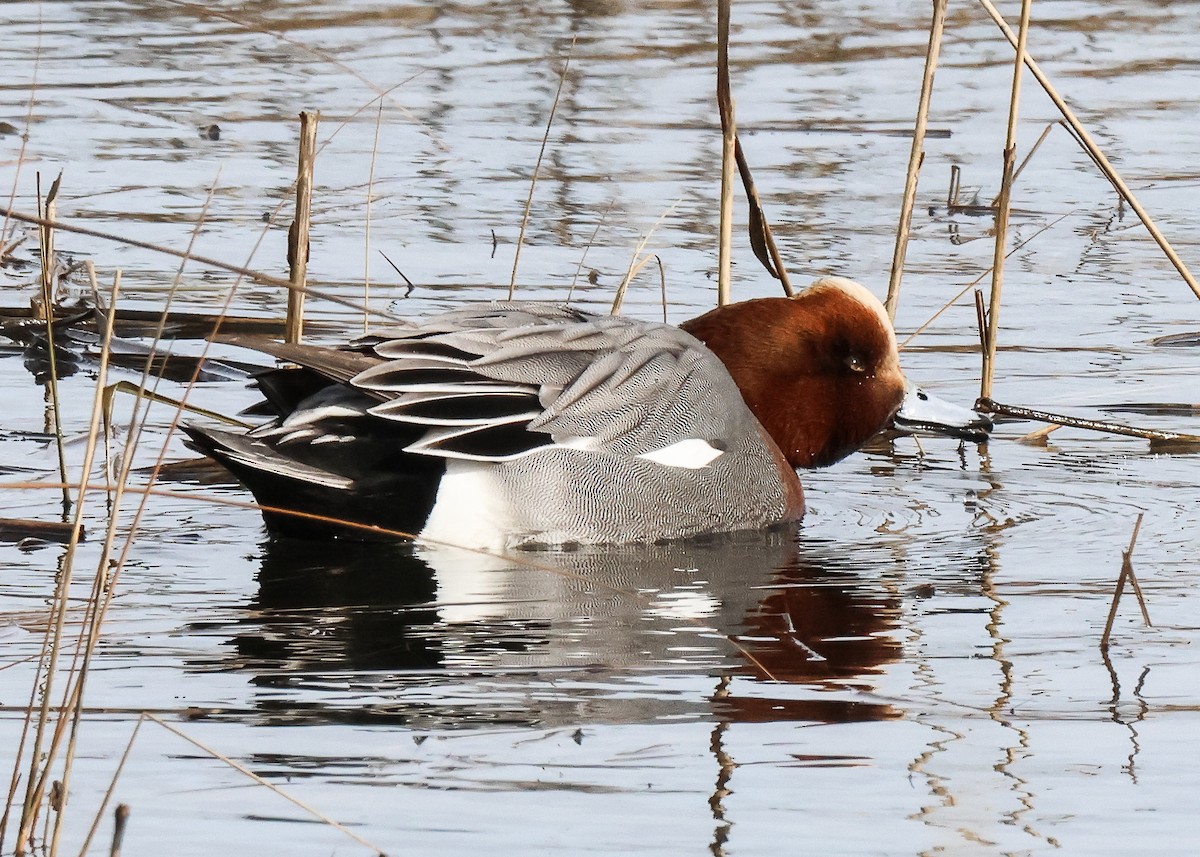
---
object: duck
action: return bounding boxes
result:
[183,276,988,548]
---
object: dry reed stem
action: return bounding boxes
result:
[509,36,576,299]
[143,714,387,854]
[977,0,1200,301]
[981,0,1033,402]
[13,180,245,851]
[363,101,384,334]
[49,279,121,857]
[655,255,668,324]
[886,0,948,320]
[1101,513,1149,649]
[286,111,319,344]
[13,278,117,856]
[715,0,735,306]
[36,173,71,516]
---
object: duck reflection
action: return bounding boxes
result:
[197,531,904,727]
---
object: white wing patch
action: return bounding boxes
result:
[636,438,724,470]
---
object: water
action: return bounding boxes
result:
[3,1,1200,854]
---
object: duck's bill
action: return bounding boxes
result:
[891,383,992,442]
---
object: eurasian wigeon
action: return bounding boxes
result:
[184,276,986,547]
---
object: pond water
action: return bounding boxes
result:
[3,1,1200,854]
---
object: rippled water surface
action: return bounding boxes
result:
[3,1,1200,855]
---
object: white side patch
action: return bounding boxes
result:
[637,438,723,469]
[420,460,514,551]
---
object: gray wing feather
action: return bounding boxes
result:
[350,302,748,462]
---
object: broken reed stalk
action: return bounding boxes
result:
[885,0,948,321]
[1100,513,1150,649]
[977,0,1200,301]
[715,0,735,306]
[509,36,576,299]
[981,0,1033,402]
[999,120,1057,204]
[109,804,129,857]
[286,110,318,344]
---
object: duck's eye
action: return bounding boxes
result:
[844,354,867,373]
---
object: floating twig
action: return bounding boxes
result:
[886,0,948,320]
[977,397,1200,446]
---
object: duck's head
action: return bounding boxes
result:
[681,277,907,469]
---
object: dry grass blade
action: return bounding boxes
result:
[103,381,253,438]
[509,35,576,299]
[13,274,119,856]
[160,0,444,152]
[610,201,680,316]
[1101,513,1150,649]
[143,713,382,855]
[886,0,948,320]
[0,0,41,251]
